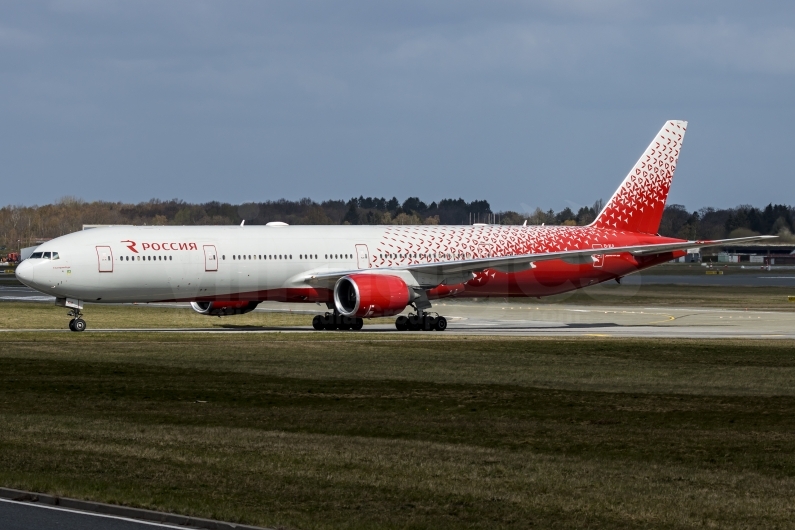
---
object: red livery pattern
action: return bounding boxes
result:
[594,121,686,234]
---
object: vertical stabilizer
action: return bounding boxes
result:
[593,120,687,234]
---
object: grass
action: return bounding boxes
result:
[1,332,795,528]
[0,302,395,330]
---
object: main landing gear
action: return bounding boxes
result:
[312,311,364,331]
[395,312,447,332]
[67,308,87,332]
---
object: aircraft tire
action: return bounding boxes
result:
[395,315,408,331]
[434,316,447,331]
[68,319,75,331]
[352,318,364,331]
[312,315,324,330]
[73,318,87,332]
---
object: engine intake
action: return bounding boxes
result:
[334,274,410,318]
[190,301,260,316]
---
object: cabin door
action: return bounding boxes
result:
[355,244,370,269]
[96,246,113,273]
[204,245,218,272]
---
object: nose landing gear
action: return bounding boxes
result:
[67,308,87,332]
[395,312,447,331]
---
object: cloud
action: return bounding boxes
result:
[672,22,795,75]
[0,1,794,209]
[0,25,44,49]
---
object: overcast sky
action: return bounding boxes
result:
[2,1,794,212]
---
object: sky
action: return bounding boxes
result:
[2,1,794,213]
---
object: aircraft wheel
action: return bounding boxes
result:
[352,318,364,331]
[68,319,76,331]
[395,315,408,331]
[407,315,421,331]
[73,318,87,332]
[312,315,324,330]
[422,315,435,331]
[434,316,447,331]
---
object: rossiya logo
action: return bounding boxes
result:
[121,240,198,253]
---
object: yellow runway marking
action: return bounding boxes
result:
[645,314,677,325]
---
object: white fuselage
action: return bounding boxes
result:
[17,225,386,303]
[18,224,550,304]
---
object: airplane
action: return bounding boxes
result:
[15,120,773,332]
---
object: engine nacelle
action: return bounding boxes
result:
[190,301,260,316]
[334,274,411,318]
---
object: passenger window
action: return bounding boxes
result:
[169,256,172,261]
[289,255,292,259]
[222,255,226,260]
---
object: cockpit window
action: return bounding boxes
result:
[42,252,51,259]
[30,252,43,259]
[51,252,59,260]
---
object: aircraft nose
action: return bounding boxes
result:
[15,260,34,285]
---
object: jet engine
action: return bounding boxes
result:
[333,274,411,318]
[190,301,260,316]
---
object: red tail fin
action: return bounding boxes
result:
[593,120,687,234]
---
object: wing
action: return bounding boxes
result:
[303,235,776,284]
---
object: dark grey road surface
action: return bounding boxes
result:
[0,499,185,530]
[0,283,55,302]
[623,273,795,286]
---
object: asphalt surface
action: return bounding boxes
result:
[623,273,795,286]
[3,278,795,339]
[0,499,188,530]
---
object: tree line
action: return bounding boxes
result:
[1,196,793,251]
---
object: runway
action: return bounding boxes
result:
[426,302,795,339]
[3,279,795,339]
[2,302,793,339]
[0,498,188,530]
